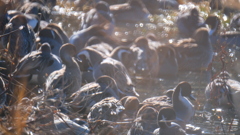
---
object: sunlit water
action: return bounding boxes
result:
[50,0,240,134]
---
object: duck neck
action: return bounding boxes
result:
[173,86,182,105]
[63,56,79,69]
[89,51,105,66]
[209,19,220,36]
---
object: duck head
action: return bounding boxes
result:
[205,15,221,36]
[9,14,28,28]
[163,89,174,100]
[60,43,78,66]
[6,10,40,33]
[190,8,199,17]
[218,71,230,80]
[120,96,140,118]
[157,107,176,128]
[174,81,196,101]
[192,27,210,45]
[136,105,159,132]
[96,75,120,100]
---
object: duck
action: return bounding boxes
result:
[77,47,139,97]
[87,97,125,135]
[205,15,240,49]
[128,105,159,135]
[204,71,240,133]
[156,45,178,79]
[12,43,62,93]
[110,0,150,25]
[130,36,159,78]
[80,1,115,35]
[44,43,81,100]
[204,71,235,111]
[172,81,196,129]
[172,27,213,72]
[176,8,205,38]
[1,14,36,62]
[69,75,121,114]
[153,107,186,135]
[6,10,40,33]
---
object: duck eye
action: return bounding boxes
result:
[47,60,54,67]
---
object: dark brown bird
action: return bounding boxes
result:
[69,75,121,114]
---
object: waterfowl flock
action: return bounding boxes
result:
[1,0,240,134]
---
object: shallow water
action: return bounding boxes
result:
[50,0,240,134]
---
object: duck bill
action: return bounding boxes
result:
[132,88,139,97]
[189,94,196,101]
